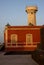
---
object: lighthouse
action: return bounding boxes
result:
[26,6,38,25]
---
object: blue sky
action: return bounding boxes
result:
[0,0,44,43]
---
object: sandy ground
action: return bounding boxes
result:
[0,52,38,65]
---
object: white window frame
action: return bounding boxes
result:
[26,34,33,45]
[11,34,17,44]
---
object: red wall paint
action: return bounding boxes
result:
[4,26,44,51]
[7,29,40,43]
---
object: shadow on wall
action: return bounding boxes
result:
[40,27,44,50]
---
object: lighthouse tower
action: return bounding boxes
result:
[26,6,38,25]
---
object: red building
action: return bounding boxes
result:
[4,25,44,51]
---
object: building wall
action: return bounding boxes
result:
[4,26,43,51]
[7,29,40,43]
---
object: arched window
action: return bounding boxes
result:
[26,34,33,44]
[11,34,17,44]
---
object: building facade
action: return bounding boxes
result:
[4,6,44,51]
[4,26,44,51]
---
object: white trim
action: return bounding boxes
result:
[6,45,37,47]
[6,42,40,47]
[26,34,33,45]
[11,34,17,46]
[6,28,40,30]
